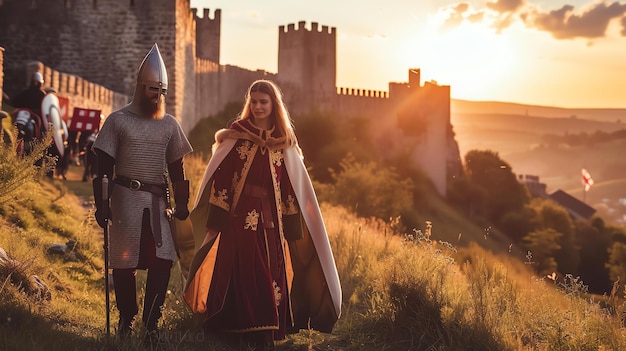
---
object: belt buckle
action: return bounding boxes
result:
[129,179,141,191]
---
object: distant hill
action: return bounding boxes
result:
[450,99,626,226]
[451,99,626,122]
[450,100,626,159]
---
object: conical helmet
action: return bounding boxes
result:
[32,72,44,86]
[136,43,168,95]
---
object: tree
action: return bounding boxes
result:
[463,150,529,225]
[325,154,414,220]
[447,176,488,220]
[532,199,578,275]
[576,218,612,294]
[606,242,626,291]
[522,228,562,276]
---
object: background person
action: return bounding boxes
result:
[3,71,46,118]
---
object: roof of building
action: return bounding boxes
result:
[548,189,596,220]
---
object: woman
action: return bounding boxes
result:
[182,80,341,349]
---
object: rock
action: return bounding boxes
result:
[0,247,9,263]
[30,275,52,301]
[47,239,79,260]
[47,244,67,255]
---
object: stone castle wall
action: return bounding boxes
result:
[34,61,129,119]
[0,0,200,129]
[335,87,390,119]
[0,1,458,196]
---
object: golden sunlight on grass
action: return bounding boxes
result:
[1,157,626,350]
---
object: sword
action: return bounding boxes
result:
[101,175,111,341]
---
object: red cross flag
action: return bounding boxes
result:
[582,168,594,192]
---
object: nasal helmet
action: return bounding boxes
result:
[136,43,168,96]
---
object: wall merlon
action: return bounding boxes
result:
[51,70,59,92]
[338,86,388,98]
[281,21,335,34]
[67,75,76,95]
[59,72,67,93]
[191,7,221,20]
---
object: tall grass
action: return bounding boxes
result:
[0,130,55,205]
[1,154,626,350]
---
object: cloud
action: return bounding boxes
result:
[524,2,626,39]
[441,2,485,31]
[439,0,626,40]
[486,0,526,13]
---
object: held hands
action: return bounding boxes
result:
[172,207,189,220]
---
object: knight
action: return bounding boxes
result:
[91,43,193,347]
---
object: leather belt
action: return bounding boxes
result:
[115,175,167,248]
[243,184,275,229]
[115,175,166,197]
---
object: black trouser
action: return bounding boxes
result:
[113,209,173,333]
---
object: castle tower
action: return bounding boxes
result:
[194,8,221,64]
[395,69,453,196]
[277,21,336,116]
[0,0,198,128]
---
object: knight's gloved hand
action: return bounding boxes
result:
[172,207,189,221]
[172,180,190,220]
[92,177,111,228]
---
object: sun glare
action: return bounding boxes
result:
[400,14,519,101]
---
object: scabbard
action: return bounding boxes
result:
[151,194,163,248]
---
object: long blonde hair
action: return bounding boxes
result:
[237,79,297,146]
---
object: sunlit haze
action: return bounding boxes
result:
[190,0,626,108]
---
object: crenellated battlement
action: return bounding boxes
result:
[279,21,336,35]
[192,8,221,21]
[337,87,389,99]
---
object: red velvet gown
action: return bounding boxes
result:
[202,119,298,340]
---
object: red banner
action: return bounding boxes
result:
[69,107,101,132]
[57,95,70,123]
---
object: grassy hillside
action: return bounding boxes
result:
[2,161,626,350]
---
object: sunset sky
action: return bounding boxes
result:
[190,0,626,109]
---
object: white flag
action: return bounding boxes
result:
[582,168,594,192]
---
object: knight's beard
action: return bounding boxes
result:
[140,94,166,119]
